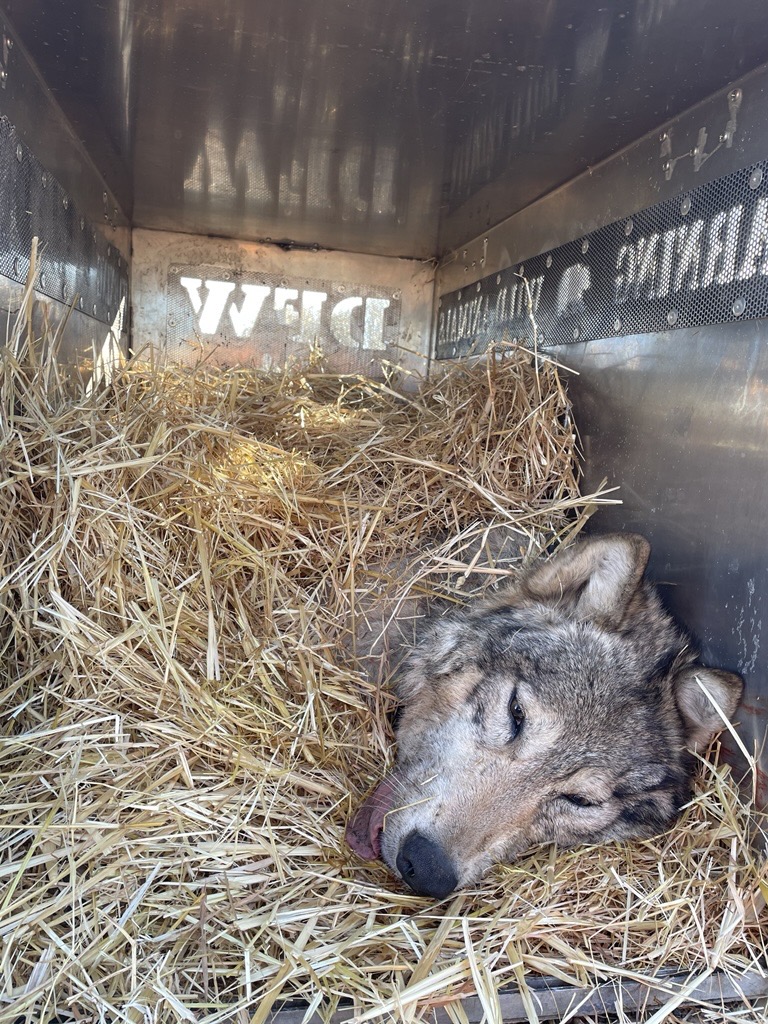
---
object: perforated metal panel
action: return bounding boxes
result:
[437,157,768,357]
[165,263,403,370]
[0,115,127,325]
[131,229,433,378]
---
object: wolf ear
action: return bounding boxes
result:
[420,616,477,678]
[673,667,743,751]
[521,534,651,627]
[397,615,475,698]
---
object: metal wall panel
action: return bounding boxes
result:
[435,62,768,797]
[132,229,434,379]
[0,6,129,263]
[8,0,768,260]
[0,117,127,327]
[438,61,768,295]
[0,7,129,374]
[557,324,768,798]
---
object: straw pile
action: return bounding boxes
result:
[0,284,766,1024]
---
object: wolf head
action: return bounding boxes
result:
[347,534,743,898]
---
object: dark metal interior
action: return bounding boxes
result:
[2,2,768,1020]
[7,0,768,258]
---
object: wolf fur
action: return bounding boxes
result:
[346,534,743,898]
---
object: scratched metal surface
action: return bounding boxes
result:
[0,10,129,376]
[434,61,768,799]
[131,228,434,377]
[7,0,768,258]
[0,7,129,261]
[551,323,768,797]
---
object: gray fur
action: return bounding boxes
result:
[347,534,743,896]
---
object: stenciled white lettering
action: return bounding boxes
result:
[738,196,768,280]
[331,296,364,348]
[178,276,394,351]
[362,298,391,351]
[273,287,300,326]
[673,219,704,293]
[614,197,765,303]
[179,278,237,334]
[229,284,270,338]
[437,276,544,347]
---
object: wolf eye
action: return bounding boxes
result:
[508,693,525,739]
[562,793,599,808]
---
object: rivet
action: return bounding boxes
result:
[457,291,462,301]
[476,282,481,292]
[15,143,22,162]
[518,264,525,276]
[624,219,634,236]
[80,217,85,231]
[573,326,581,340]
[732,296,746,316]
[496,274,501,285]
[546,254,553,268]
[581,239,589,254]
[92,303,97,315]
[41,172,48,188]
[40,272,46,288]
[613,317,622,332]
[680,196,691,216]
[749,168,763,190]
[62,196,69,210]
[667,309,679,326]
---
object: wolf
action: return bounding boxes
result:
[346,534,743,898]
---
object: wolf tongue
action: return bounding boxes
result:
[346,778,396,860]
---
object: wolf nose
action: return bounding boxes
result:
[396,831,458,898]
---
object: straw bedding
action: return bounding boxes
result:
[0,295,766,1023]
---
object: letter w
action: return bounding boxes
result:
[180,278,270,337]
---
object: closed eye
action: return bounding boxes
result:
[508,692,525,741]
[562,793,601,808]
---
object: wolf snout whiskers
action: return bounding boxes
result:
[382,796,432,831]
[381,774,438,830]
